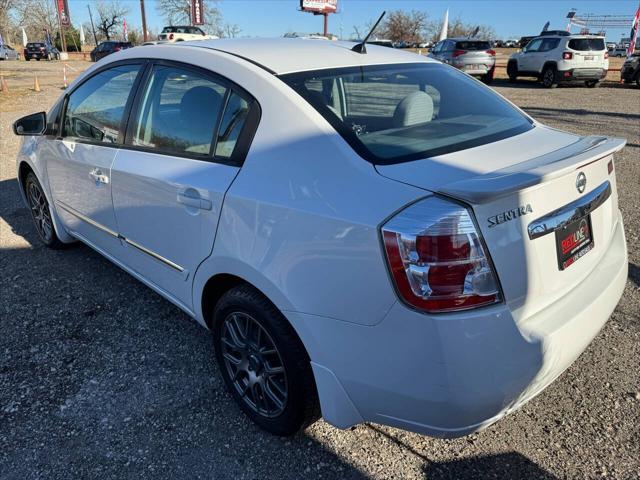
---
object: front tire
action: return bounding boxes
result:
[507,61,518,83]
[24,172,64,249]
[212,285,320,436]
[542,66,558,88]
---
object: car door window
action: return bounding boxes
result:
[131,65,228,156]
[539,38,560,52]
[63,64,142,144]
[215,92,250,158]
[525,39,543,52]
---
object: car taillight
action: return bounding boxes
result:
[39,47,45,51]
[452,49,466,57]
[114,46,121,51]
[604,51,609,59]
[486,49,496,56]
[381,196,501,313]
[563,52,573,60]
[169,33,174,40]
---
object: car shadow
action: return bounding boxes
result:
[491,78,630,90]
[366,425,557,479]
[0,176,369,479]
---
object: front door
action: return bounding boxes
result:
[47,62,144,257]
[111,63,257,310]
[518,38,543,71]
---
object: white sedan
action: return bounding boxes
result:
[13,38,628,437]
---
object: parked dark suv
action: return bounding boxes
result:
[90,41,133,62]
[24,42,60,61]
[621,52,640,86]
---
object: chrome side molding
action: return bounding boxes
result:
[55,200,185,272]
[527,181,611,240]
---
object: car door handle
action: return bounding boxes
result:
[89,168,109,185]
[177,191,212,211]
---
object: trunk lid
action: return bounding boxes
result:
[376,126,625,320]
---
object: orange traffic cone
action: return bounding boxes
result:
[0,75,8,93]
[33,75,41,92]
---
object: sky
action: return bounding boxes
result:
[68,0,639,42]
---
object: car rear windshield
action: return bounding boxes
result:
[455,41,491,51]
[568,38,605,51]
[281,63,533,165]
[28,43,45,47]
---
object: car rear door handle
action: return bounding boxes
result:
[177,191,212,211]
[89,168,109,185]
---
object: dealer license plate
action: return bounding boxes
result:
[555,215,594,270]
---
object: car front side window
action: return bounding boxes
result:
[63,64,142,144]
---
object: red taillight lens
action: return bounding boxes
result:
[381,196,501,313]
[486,49,496,56]
[563,52,573,60]
[169,33,174,40]
[114,46,121,51]
[452,49,466,57]
[604,51,609,59]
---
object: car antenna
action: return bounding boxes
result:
[352,11,386,54]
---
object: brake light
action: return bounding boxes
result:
[381,196,501,313]
[114,46,121,51]
[563,52,573,60]
[452,49,466,57]
[604,51,609,59]
[486,49,496,56]
[169,33,174,40]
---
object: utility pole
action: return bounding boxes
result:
[87,3,98,46]
[140,0,148,42]
[323,13,329,37]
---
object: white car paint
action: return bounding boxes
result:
[15,39,627,438]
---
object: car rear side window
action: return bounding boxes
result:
[282,63,533,165]
[568,38,605,51]
[131,66,228,156]
[215,92,250,158]
[63,64,142,144]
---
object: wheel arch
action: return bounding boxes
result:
[542,61,558,72]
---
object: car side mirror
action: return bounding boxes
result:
[13,112,46,136]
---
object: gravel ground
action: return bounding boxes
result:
[1,67,639,479]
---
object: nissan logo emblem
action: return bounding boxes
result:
[576,172,587,194]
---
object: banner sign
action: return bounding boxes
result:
[57,0,71,27]
[300,0,338,14]
[191,0,205,25]
[629,7,640,57]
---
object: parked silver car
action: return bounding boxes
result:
[429,38,496,83]
[0,44,20,60]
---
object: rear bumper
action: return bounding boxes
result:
[558,68,608,82]
[295,212,627,437]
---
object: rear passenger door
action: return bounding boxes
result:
[111,61,259,311]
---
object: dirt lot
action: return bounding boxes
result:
[1,59,639,480]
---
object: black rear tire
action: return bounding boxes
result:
[212,285,320,436]
[24,172,64,249]
[542,66,558,88]
[585,80,599,88]
[481,67,494,84]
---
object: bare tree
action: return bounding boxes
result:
[430,16,496,42]
[157,0,223,36]
[223,23,241,39]
[96,0,129,41]
[11,0,58,43]
[380,10,429,43]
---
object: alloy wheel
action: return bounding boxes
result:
[543,69,556,88]
[220,312,288,418]
[27,180,54,243]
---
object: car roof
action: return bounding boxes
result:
[172,38,434,74]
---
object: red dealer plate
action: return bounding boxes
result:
[555,214,594,270]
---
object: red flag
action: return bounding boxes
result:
[628,7,640,57]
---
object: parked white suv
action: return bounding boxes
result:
[508,33,608,88]
[13,39,627,437]
[158,25,215,42]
